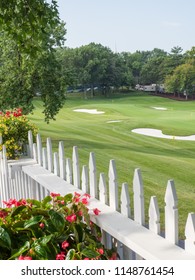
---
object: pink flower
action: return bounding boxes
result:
[93,208,101,215]
[39,222,45,229]
[18,255,32,260]
[83,193,91,199]
[56,251,66,260]
[83,258,90,260]
[50,192,60,197]
[81,197,88,205]
[66,214,77,223]
[61,241,69,249]
[97,248,104,255]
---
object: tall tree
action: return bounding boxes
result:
[0,0,67,121]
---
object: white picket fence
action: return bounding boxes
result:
[1,131,195,260]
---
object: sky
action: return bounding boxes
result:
[55,0,195,54]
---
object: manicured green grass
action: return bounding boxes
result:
[29,92,195,239]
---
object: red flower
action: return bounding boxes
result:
[56,251,66,260]
[93,208,101,215]
[50,192,60,197]
[66,214,77,223]
[81,197,88,205]
[61,241,69,249]
[97,248,104,255]
[39,222,45,229]
[18,255,32,260]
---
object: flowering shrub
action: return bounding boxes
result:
[0,108,37,159]
[0,192,117,260]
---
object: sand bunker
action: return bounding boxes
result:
[152,107,167,110]
[73,109,104,114]
[132,128,195,141]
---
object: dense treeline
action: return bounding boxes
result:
[0,1,195,122]
[56,44,195,99]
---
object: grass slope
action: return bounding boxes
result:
[29,93,195,239]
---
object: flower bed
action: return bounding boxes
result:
[0,192,117,260]
[0,108,37,159]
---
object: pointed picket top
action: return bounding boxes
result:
[47,137,53,172]
[164,179,178,244]
[165,179,178,208]
[99,172,107,204]
[108,159,119,211]
[66,158,73,184]
[81,165,89,193]
[28,130,34,158]
[54,152,59,176]
[59,141,66,180]
[72,146,80,189]
[121,182,131,218]
[185,213,195,255]
[149,196,160,235]
[89,152,97,198]
[42,148,48,169]
[36,134,42,165]
[133,168,145,225]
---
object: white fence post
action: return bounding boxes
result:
[81,165,89,193]
[72,146,80,188]
[47,138,53,172]
[36,134,42,166]
[28,130,34,158]
[108,159,119,211]
[66,158,73,184]
[185,213,195,255]
[121,182,131,218]
[133,168,145,225]
[89,152,97,198]
[99,173,108,204]
[149,196,160,234]
[165,179,178,245]
[59,141,66,180]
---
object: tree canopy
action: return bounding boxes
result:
[0,0,67,122]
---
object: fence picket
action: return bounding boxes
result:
[59,141,66,180]
[99,173,107,204]
[81,165,89,193]
[165,179,178,244]
[185,213,195,255]
[149,196,160,234]
[108,159,119,211]
[66,158,73,184]
[36,134,42,166]
[72,146,80,189]
[133,168,145,225]
[121,182,131,218]
[54,152,59,176]
[28,130,34,158]
[89,152,97,198]
[42,148,48,169]
[47,138,53,172]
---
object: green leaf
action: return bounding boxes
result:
[24,215,43,228]
[41,195,52,207]
[81,248,100,259]
[49,209,65,232]
[0,226,11,250]
[34,244,48,259]
[10,205,26,217]
[39,234,53,246]
[63,193,73,204]
[73,224,84,243]
[9,241,30,260]
[66,249,75,260]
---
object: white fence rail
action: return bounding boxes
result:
[1,131,195,260]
